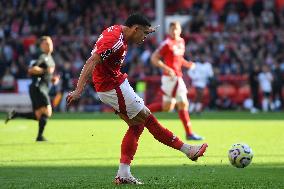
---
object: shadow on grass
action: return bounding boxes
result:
[1,112,284,121]
[0,164,283,189]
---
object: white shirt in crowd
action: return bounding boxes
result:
[258,72,273,93]
[187,62,213,88]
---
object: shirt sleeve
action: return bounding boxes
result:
[92,34,118,61]
[157,40,169,57]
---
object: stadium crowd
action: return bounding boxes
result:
[0,0,283,112]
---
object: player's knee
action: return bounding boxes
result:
[134,107,151,124]
[47,111,52,118]
[177,101,188,110]
[163,107,171,112]
[46,106,52,117]
[162,104,174,112]
[34,111,41,120]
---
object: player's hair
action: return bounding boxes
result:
[125,13,151,27]
[169,21,181,28]
[39,36,51,43]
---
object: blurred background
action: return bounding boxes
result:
[0,0,283,113]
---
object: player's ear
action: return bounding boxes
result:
[133,25,139,32]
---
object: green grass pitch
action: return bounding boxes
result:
[0,112,283,188]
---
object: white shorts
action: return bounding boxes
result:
[161,76,188,103]
[97,79,144,119]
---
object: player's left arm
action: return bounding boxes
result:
[28,59,54,76]
[28,66,45,76]
[182,57,195,69]
[66,53,102,105]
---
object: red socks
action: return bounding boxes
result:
[178,110,193,136]
[147,102,162,113]
[120,124,144,164]
[144,114,184,150]
[120,114,187,164]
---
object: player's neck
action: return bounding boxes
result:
[169,35,180,40]
[122,26,130,43]
[41,50,51,55]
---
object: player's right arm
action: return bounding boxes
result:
[151,49,175,77]
[66,52,102,105]
[151,42,175,77]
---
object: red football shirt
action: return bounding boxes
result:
[157,36,185,77]
[92,25,128,92]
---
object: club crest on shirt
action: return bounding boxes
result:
[173,43,184,56]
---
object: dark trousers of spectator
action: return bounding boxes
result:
[209,89,217,110]
[272,85,283,109]
[251,87,260,109]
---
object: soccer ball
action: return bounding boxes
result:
[228,143,253,168]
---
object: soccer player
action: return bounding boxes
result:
[147,21,203,140]
[5,36,59,141]
[66,14,208,185]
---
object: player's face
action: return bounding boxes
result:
[133,25,151,44]
[169,24,181,39]
[262,65,269,72]
[40,38,53,54]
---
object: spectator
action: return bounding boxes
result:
[249,63,260,113]
[1,68,16,92]
[258,64,273,112]
[272,62,284,110]
[0,0,284,112]
[188,61,213,114]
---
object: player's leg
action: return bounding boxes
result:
[5,85,37,124]
[115,113,144,184]
[34,105,52,141]
[132,108,207,160]
[133,107,207,160]
[147,96,175,113]
[113,80,187,153]
[177,99,203,140]
[147,101,163,112]
[31,89,52,141]
[175,78,203,140]
[5,110,36,124]
[113,79,207,160]
[177,99,192,137]
[98,79,207,184]
[98,80,146,184]
[148,76,177,113]
[162,96,176,112]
